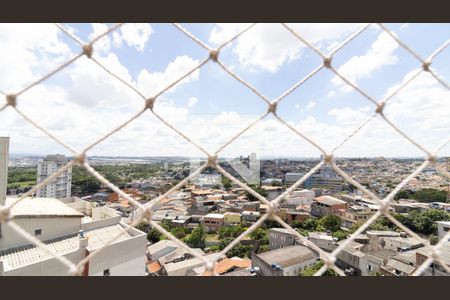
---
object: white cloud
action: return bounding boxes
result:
[187,97,198,108]
[136,55,200,96]
[209,23,365,73]
[0,23,72,92]
[331,31,399,92]
[89,23,111,53]
[305,101,316,110]
[112,23,153,52]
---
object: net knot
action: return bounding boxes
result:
[6,94,17,107]
[376,101,385,114]
[209,49,219,62]
[422,61,431,72]
[145,97,156,110]
[82,44,93,58]
[207,155,217,167]
[75,152,87,165]
[323,56,332,69]
[268,102,278,114]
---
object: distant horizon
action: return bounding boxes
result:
[9,153,447,160]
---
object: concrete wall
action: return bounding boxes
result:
[1,248,85,276]
[86,225,146,276]
[92,206,118,221]
[0,217,82,250]
[81,216,122,231]
[437,222,450,240]
[90,256,145,276]
[268,230,296,250]
[282,257,318,276]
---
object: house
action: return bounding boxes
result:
[200,213,224,232]
[359,249,397,276]
[251,245,319,276]
[242,211,260,222]
[146,240,205,275]
[214,257,251,275]
[415,242,450,276]
[340,204,378,228]
[308,232,337,252]
[223,212,241,225]
[162,253,221,276]
[310,196,347,218]
[335,240,366,276]
[285,210,310,224]
[380,251,418,276]
[268,228,297,250]
[261,186,284,201]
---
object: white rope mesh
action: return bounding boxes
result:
[0,23,449,276]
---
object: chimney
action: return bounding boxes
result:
[0,137,9,206]
[79,230,88,249]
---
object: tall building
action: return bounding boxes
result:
[36,154,72,198]
[447,158,450,203]
[0,137,9,206]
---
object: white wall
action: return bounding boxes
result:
[437,222,450,240]
[0,217,82,250]
[90,256,146,276]
[283,257,319,276]
[2,248,85,276]
[86,225,147,276]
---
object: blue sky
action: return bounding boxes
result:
[0,23,449,158]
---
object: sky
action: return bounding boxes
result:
[0,23,449,159]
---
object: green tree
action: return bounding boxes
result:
[246,184,268,201]
[250,228,269,245]
[222,176,232,190]
[319,214,342,232]
[394,209,450,235]
[186,224,206,248]
[160,219,173,232]
[429,235,439,245]
[147,227,162,243]
[332,230,348,241]
[171,226,189,239]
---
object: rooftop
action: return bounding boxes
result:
[202,213,224,219]
[6,197,84,218]
[314,196,346,206]
[255,245,318,268]
[0,224,132,271]
[214,257,251,274]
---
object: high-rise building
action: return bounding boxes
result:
[36,154,72,198]
[0,137,9,206]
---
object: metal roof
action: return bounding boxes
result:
[256,245,318,268]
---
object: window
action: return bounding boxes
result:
[367,264,372,271]
[103,269,111,276]
[35,229,42,236]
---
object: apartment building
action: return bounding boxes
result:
[36,154,72,198]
